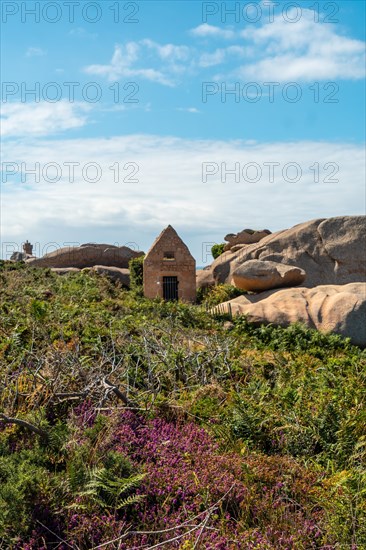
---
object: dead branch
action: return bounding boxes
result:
[103,378,139,410]
[54,392,87,400]
[0,413,48,439]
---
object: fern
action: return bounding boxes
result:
[77,467,146,510]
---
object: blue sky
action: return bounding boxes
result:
[1,0,365,262]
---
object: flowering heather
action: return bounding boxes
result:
[58,410,333,549]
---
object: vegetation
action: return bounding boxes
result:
[0,261,365,548]
[211,243,226,259]
[197,283,248,307]
[129,255,144,294]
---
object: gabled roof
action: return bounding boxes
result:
[145,225,194,261]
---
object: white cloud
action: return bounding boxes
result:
[84,41,188,86]
[84,42,139,80]
[199,49,226,67]
[0,101,91,137]
[26,47,46,57]
[177,107,200,113]
[199,46,246,68]
[69,27,98,39]
[239,8,365,81]
[1,135,364,261]
[84,11,365,86]
[190,24,235,40]
[140,39,190,62]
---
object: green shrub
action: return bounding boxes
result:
[211,243,225,259]
[196,285,210,304]
[0,450,50,540]
[233,319,354,354]
[202,284,246,307]
[129,255,145,293]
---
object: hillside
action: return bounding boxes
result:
[0,262,365,549]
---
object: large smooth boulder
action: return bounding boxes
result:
[89,265,130,287]
[26,244,143,269]
[211,249,241,285]
[231,244,247,253]
[196,268,215,289]
[51,268,81,275]
[203,216,366,288]
[232,260,306,291]
[224,228,271,251]
[214,283,366,347]
[10,252,26,261]
[10,252,34,262]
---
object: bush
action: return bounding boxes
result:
[211,243,225,259]
[129,255,144,293]
[202,284,246,307]
[196,285,210,304]
[233,319,354,354]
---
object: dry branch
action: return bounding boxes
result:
[0,413,48,438]
[103,378,139,410]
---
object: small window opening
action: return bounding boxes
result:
[163,251,175,260]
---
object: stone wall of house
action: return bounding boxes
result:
[143,226,196,302]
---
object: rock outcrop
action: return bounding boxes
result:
[51,268,81,275]
[26,243,143,269]
[10,252,27,262]
[224,228,271,251]
[10,240,35,262]
[50,265,130,286]
[89,266,130,287]
[232,260,306,291]
[10,252,35,262]
[196,267,215,289]
[200,216,366,289]
[214,283,366,347]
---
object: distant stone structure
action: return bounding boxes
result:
[10,240,34,261]
[143,225,196,302]
[23,240,33,255]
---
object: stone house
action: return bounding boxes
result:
[143,225,196,302]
